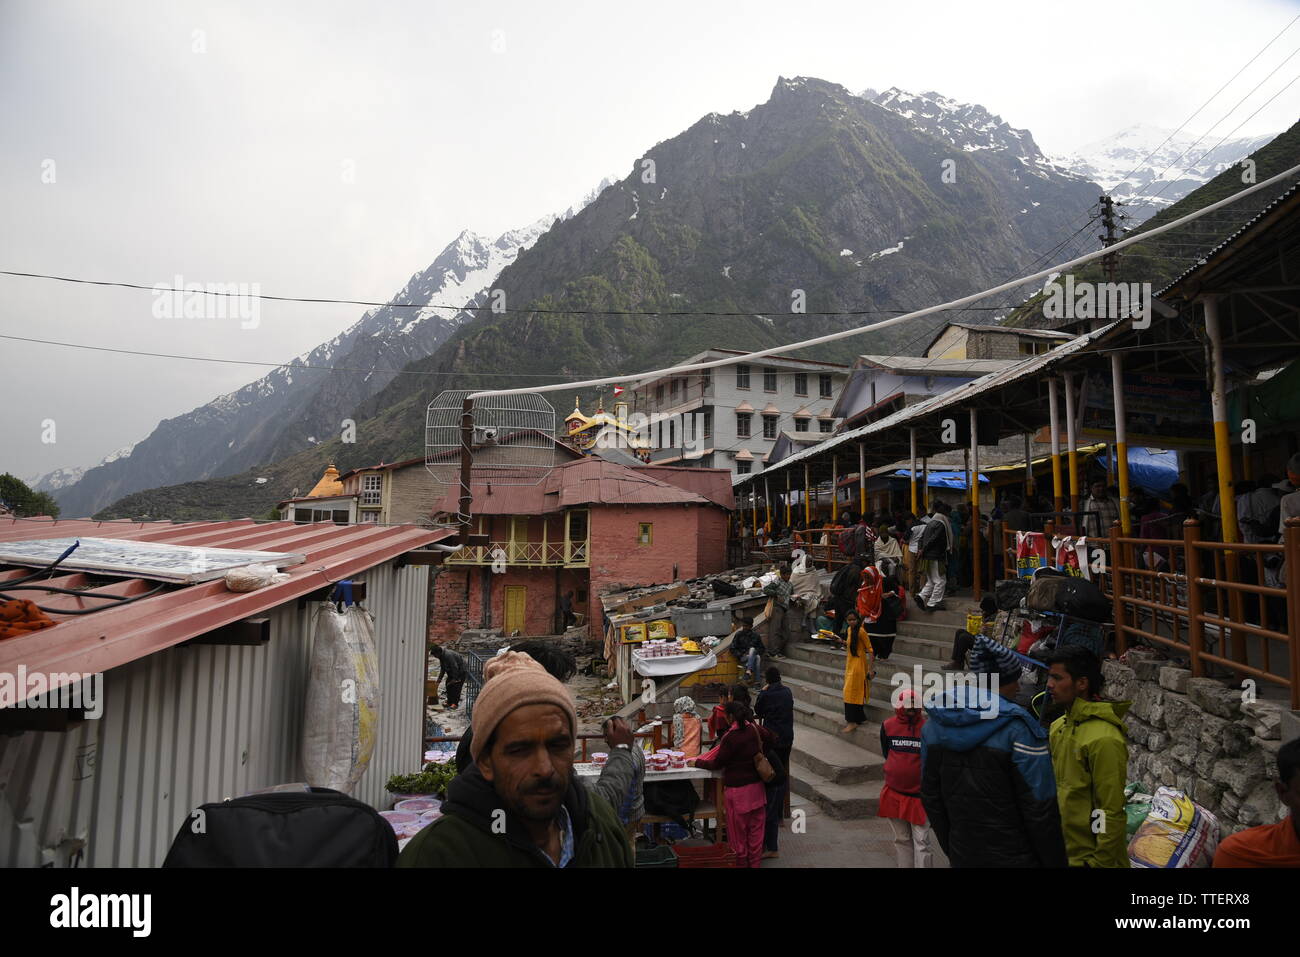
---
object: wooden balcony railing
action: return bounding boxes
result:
[444,537,590,568]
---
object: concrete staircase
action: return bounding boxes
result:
[782,601,972,819]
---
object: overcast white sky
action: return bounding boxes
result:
[2,0,1298,481]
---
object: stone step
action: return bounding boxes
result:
[790,725,884,785]
[896,617,969,644]
[789,693,882,749]
[788,759,880,819]
[786,637,949,670]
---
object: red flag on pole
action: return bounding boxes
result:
[612,385,624,396]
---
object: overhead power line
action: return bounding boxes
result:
[468,161,1300,400]
[0,269,1014,318]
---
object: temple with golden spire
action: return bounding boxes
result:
[563,394,651,459]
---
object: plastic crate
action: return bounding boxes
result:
[673,843,737,868]
[634,844,679,868]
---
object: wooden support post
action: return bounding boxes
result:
[909,428,918,516]
[1286,518,1300,709]
[804,462,812,525]
[922,457,929,512]
[831,456,839,522]
[1205,296,1244,664]
[785,469,792,528]
[1048,377,1064,516]
[1184,519,1205,678]
[1063,371,1079,514]
[1023,432,1034,498]
[765,476,772,531]
[1109,523,1125,654]
[858,442,866,518]
[1111,353,1132,534]
[970,408,981,595]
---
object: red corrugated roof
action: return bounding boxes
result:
[634,465,735,509]
[0,518,451,686]
[434,457,719,515]
[544,458,709,507]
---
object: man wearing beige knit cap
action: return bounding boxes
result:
[398,651,634,867]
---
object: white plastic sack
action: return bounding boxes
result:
[224,562,291,592]
[302,602,381,794]
[1128,787,1220,868]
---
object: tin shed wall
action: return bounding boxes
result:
[0,560,427,867]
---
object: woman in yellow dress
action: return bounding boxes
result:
[840,609,875,734]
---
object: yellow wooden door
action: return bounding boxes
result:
[504,586,527,634]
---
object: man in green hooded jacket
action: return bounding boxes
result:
[1046,645,1130,867]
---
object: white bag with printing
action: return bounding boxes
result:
[302,602,381,794]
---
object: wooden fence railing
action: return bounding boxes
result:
[996,519,1298,709]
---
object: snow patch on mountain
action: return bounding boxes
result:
[29,443,137,494]
[1049,124,1277,214]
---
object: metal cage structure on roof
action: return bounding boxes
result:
[425,390,558,487]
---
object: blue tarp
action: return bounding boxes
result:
[892,469,990,490]
[1095,447,1180,494]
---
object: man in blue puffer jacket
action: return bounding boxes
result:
[920,636,1068,867]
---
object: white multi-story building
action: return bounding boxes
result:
[627,348,850,476]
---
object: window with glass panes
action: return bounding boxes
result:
[819,420,833,433]
[737,460,752,474]
[794,372,808,395]
[361,474,382,505]
[762,414,778,439]
[819,374,833,397]
[703,411,713,438]
[763,367,777,392]
[736,412,752,438]
[795,417,810,432]
[736,364,750,389]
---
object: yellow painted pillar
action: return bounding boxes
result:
[1023,433,1035,498]
[764,476,772,530]
[858,442,867,517]
[1204,296,1239,543]
[831,456,839,522]
[909,427,918,515]
[1111,353,1132,534]
[1048,376,1064,515]
[804,462,812,525]
[785,469,792,528]
[751,486,758,539]
[1064,371,1080,513]
[970,407,982,593]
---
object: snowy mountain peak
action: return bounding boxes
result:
[1050,122,1279,213]
[29,443,137,494]
[859,86,1072,180]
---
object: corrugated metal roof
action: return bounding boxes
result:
[434,457,717,514]
[0,518,451,685]
[633,465,735,509]
[855,355,1018,375]
[734,321,1122,486]
[545,458,710,507]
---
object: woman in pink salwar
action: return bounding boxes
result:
[690,700,779,867]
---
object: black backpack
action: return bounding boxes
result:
[162,787,398,867]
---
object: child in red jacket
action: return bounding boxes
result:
[877,688,933,867]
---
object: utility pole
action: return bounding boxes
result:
[1099,194,1119,283]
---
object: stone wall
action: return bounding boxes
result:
[1102,647,1291,835]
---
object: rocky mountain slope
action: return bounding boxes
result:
[52,218,557,517]
[96,76,1108,520]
